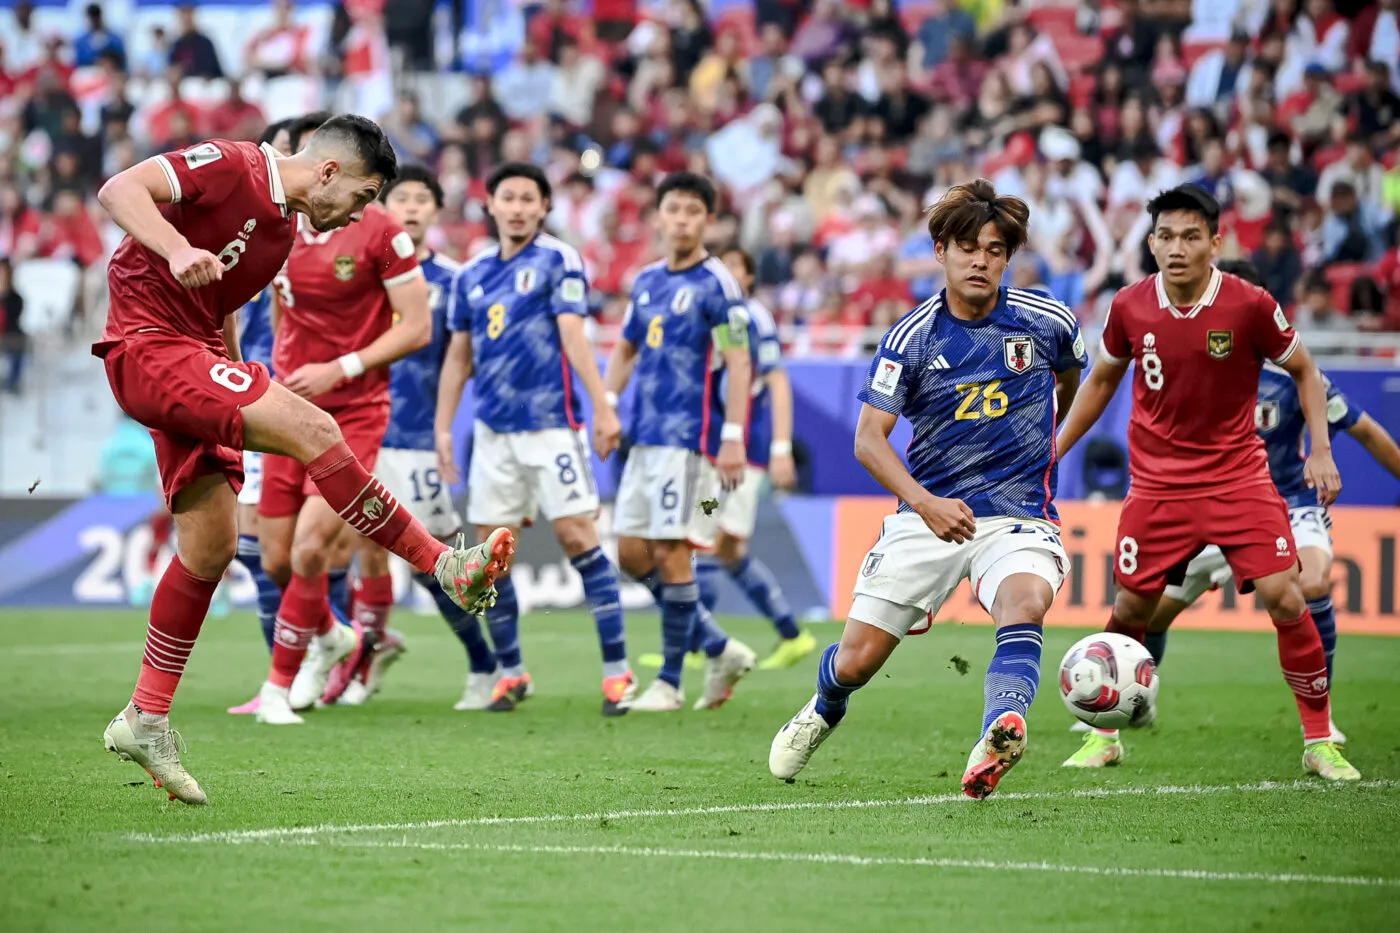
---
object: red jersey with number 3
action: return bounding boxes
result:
[1100,268,1301,500]
[272,203,421,410]
[97,140,295,354]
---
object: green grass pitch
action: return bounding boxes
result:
[2,608,1398,932]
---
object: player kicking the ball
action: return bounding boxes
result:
[1127,258,1400,743]
[438,162,635,715]
[95,116,512,804]
[1056,186,1359,781]
[769,180,1087,798]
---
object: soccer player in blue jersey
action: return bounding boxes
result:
[692,248,816,669]
[1126,258,1400,747]
[769,180,1088,799]
[602,172,759,712]
[437,162,635,716]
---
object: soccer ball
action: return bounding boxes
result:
[1058,633,1159,729]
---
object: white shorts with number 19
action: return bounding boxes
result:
[850,514,1069,639]
[613,444,720,546]
[466,421,599,527]
[377,448,462,538]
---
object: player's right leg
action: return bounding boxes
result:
[106,472,239,805]
[1291,507,1345,742]
[241,383,514,614]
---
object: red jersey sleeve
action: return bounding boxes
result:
[153,140,249,206]
[1246,285,1301,364]
[370,215,422,287]
[1100,292,1132,363]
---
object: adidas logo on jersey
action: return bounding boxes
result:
[926,355,951,371]
[468,284,485,300]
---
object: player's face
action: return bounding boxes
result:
[1149,210,1220,290]
[936,221,1008,305]
[306,160,384,232]
[721,251,753,292]
[657,190,710,257]
[487,177,548,243]
[385,180,439,247]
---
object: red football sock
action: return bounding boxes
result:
[1105,612,1147,643]
[268,573,327,689]
[352,574,394,638]
[131,556,218,716]
[1274,609,1331,741]
[306,442,449,574]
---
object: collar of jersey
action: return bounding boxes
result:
[1154,266,1222,319]
[259,142,289,218]
[939,286,1009,328]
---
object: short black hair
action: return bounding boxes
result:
[306,114,397,183]
[721,247,755,277]
[258,118,291,147]
[1147,184,1220,235]
[486,161,552,201]
[383,164,443,208]
[1216,258,1264,288]
[656,171,717,214]
[287,110,332,153]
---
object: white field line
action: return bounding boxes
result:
[305,839,1400,888]
[6,642,145,657]
[127,779,1394,846]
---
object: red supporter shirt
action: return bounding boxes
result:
[98,140,295,354]
[1101,268,1302,500]
[272,203,421,410]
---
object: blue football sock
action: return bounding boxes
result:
[814,643,860,727]
[658,582,698,688]
[981,623,1043,734]
[640,570,663,603]
[485,573,522,670]
[415,571,497,674]
[234,534,280,652]
[728,555,800,640]
[1308,596,1336,683]
[327,567,352,624]
[695,556,722,612]
[1143,630,1168,667]
[687,600,729,658]
[571,547,628,669]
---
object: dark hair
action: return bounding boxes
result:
[1302,270,1331,294]
[306,113,397,183]
[1266,131,1292,152]
[1146,184,1220,235]
[486,161,552,202]
[924,178,1030,255]
[722,247,755,278]
[258,118,291,147]
[287,110,332,153]
[1216,258,1264,288]
[656,171,717,213]
[382,164,444,208]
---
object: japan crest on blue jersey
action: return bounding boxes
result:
[384,252,462,451]
[1255,364,1361,508]
[446,233,589,434]
[239,287,275,372]
[705,297,782,466]
[858,287,1088,521]
[624,256,748,452]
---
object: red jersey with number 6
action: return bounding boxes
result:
[97,140,296,355]
[272,203,421,410]
[1100,268,1301,500]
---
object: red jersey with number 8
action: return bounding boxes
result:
[97,140,296,355]
[271,203,421,410]
[1100,268,1301,500]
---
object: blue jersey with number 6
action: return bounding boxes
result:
[1255,363,1361,509]
[446,234,589,434]
[384,252,461,451]
[858,287,1087,521]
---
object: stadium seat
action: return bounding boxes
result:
[1324,263,1374,312]
[1027,6,1079,39]
[1054,34,1105,74]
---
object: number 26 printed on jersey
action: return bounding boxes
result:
[954,380,1009,421]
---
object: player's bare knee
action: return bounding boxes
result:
[290,534,332,578]
[553,517,598,557]
[616,537,651,579]
[1265,585,1307,622]
[290,408,342,462]
[715,533,745,566]
[181,537,236,580]
[833,647,877,686]
[1300,576,1331,603]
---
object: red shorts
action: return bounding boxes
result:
[258,400,389,518]
[1113,484,1298,597]
[97,333,271,510]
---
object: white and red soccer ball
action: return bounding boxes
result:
[1058,633,1160,729]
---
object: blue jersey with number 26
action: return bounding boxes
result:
[858,287,1087,521]
[383,252,461,451]
[1255,364,1361,509]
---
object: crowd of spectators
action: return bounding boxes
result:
[1,0,1398,391]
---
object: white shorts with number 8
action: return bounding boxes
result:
[613,444,720,547]
[465,422,599,528]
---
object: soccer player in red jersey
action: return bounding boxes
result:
[1055,185,1359,781]
[93,115,515,804]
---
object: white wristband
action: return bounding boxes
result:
[720,422,744,443]
[770,440,792,457]
[338,352,365,379]
[604,391,619,409]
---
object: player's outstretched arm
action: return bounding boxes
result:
[558,314,622,460]
[435,331,473,484]
[98,160,222,288]
[854,404,976,544]
[768,367,797,489]
[1278,342,1341,505]
[1055,357,1127,457]
[1346,414,1400,483]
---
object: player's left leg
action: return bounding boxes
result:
[555,514,635,716]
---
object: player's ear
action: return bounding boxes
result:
[318,159,340,185]
[932,239,946,263]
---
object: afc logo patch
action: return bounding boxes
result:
[862,553,883,577]
[871,357,902,396]
[1003,335,1034,374]
[1207,330,1233,359]
[1255,400,1280,432]
[515,266,537,295]
[333,255,356,281]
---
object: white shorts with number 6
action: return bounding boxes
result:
[613,444,719,546]
[378,447,462,538]
[850,513,1069,639]
[237,450,263,506]
[1165,506,1332,604]
[466,422,598,527]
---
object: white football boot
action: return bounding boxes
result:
[104,704,207,805]
[255,683,305,725]
[289,623,359,711]
[454,671,499,711]
[693,639,757,710]
[628,679,685,712]
[769,695,836,781]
